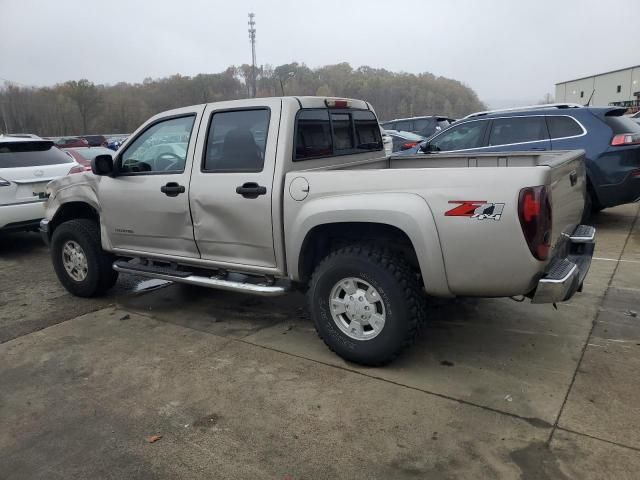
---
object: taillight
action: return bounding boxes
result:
[401,142,418,150]
[611,133,640,146]
[518,186,552,260]
[68,165,85,174]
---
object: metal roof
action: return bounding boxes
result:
[556,65,640,85]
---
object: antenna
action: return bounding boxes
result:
[584,89,595,107]
[248,13,257,98]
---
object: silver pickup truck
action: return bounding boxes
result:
[41,96,595,365]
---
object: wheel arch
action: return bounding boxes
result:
[286,193,452,297]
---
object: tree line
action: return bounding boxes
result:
[0,62,486,136]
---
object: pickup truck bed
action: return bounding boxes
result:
[284,150,586,297]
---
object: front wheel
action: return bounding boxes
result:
[51,219,118,297]
[307,246,426,366]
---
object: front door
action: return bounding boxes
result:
[189,99,281,268]
[99,108,204,258]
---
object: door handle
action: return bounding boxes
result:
[236,182,267,199]
[529,147,547,151]
[160,182,185,197]
[569,171,578,187]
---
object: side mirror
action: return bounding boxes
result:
[91,154,114,176]
[419,142,432,153]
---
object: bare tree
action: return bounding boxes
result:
[63,80,101,134]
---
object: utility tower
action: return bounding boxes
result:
[248,13,257,98]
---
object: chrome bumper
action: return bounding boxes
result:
[532,225,595,304]
[39,219,50,246]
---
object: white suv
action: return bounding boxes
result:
[0,137,82,233]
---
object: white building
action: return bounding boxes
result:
[555,65,640,108]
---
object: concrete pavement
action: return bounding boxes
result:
[0,204,638,479]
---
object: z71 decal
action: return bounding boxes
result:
[445,201,505,221]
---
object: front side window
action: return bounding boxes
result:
[430,120,487,151]
[203,109,270,172]
[119,115,195,174]
[488,117,548,146]
[547,116,584,138]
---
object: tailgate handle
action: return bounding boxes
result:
[569,171,578,187]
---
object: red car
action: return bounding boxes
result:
[54,137,89,148]
[64,147,114,170]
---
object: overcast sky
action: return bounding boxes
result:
[1,0,638,107]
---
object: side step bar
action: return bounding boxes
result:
[113,260,289,297]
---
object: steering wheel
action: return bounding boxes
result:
[154,152,183,171]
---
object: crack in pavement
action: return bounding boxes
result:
[546,205,640,449]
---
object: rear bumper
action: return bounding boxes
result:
[531,225,595,304]
[0,200,46,232]
[39,219,50,246]
[596,170,640,208]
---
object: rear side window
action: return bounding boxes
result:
[603,115,640,134]
[0,141,73,168]
[547,116,584,138]
[413,118,431,131]
[295,109,382,161]
[489,116,548,145]
[203,109,270,172]
[394,120,413,131]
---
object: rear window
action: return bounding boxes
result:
[413,118,431,131]
[547,116,584,138]
[489,116,548,145]
[603,115,640,134]
[295,109,381,161]
[0,141,73,168]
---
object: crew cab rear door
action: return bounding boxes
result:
[98,107,203,258]
[189,99,281,268]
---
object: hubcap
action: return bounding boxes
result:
[329,277,386,341]
[62,240,88,282]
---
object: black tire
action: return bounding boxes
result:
[307,245,426,366]
[51,219,118,297]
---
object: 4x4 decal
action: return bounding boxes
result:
[445,201,505,221]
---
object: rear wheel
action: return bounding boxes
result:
[51,219,118,297]
[307,245,426,366]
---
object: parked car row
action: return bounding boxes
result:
[396,103,640,217]
[49,134,129,151]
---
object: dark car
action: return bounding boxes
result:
[82,135,107,147]
[399,104,640,215]
[385,129,426,152]
[381,116,455,139]
[65,147,114,170]
[54,137,89,148]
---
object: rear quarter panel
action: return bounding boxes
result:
[284,166,553,297]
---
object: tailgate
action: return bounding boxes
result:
[539,150,586,251]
